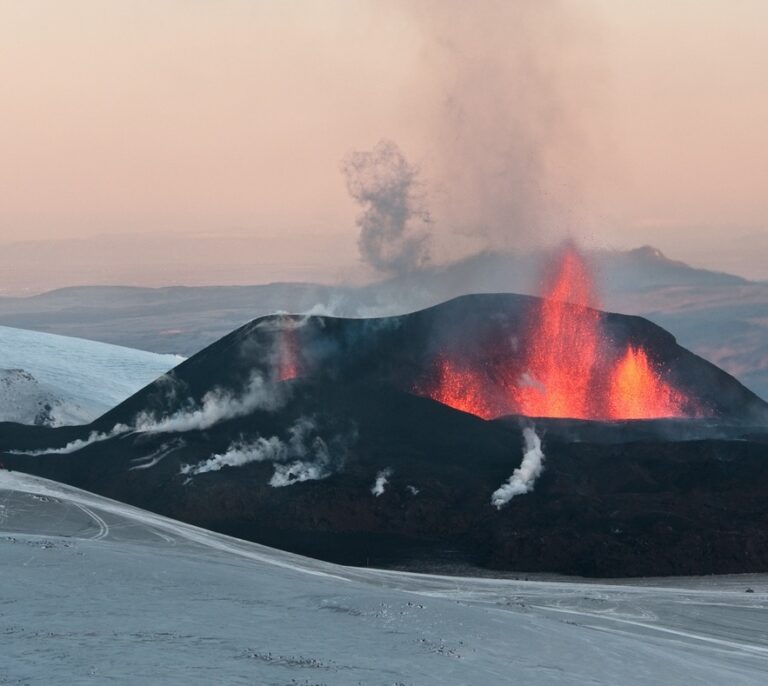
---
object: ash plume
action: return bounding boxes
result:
[404,0,603,253]
[342,139,432,275]
[491,427,545,508]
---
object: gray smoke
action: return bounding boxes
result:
[491,427,545,508]
[342,139,432,275]
[403,0,602,255]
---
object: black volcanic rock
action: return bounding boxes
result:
[2,294,768,578]
[97,293,767,427]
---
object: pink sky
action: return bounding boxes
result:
[1,0,766,287]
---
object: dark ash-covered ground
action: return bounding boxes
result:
[2,294,767,578]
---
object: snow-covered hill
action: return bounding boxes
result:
[1,470,766,685]
[0,326,183,426]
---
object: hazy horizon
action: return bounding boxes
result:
[2,0,766,290]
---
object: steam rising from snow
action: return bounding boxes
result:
[371,468,393,497]
[342,140,432,275]
[181,417,348,488]
[491,427,545,508]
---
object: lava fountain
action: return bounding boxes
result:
[277,324,300,381]
[513,245,603,419]
[416,244,694,420]
[608,346,686,419]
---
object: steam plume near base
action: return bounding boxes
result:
[9,424,132,455]
[491,427,545,508]
[371,468,393,496]
[180,417,353,488]
[133,372,286,434]
[9,371,288,455]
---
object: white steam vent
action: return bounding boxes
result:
[371,468,393,497]
[491,427,545,509]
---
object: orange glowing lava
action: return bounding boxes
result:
[514,245,603,419]
[420,356,498,419]
[277,326,300,381]
[608,346,686,419]
[415,244,694,420]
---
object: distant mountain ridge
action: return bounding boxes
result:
[0,246,765,399]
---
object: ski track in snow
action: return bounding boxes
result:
[1,470,768,685]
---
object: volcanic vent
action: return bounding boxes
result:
[4,275,768,578]
[413,245,698,420]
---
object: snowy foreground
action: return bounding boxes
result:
[0,326,183,425]
[1,471,767,685]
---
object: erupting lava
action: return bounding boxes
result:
[514,246,603,419]
[277,325,300,381]
[609,346,686,419]
[420,356,500,419]
[417,245,694,420]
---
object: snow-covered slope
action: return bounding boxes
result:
[0,368,93,425]
[1,470,766,685]
[0,326,183,426]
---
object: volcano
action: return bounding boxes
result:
[412,246,702,421]
[2,288,767,578]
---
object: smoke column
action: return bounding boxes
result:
[342,139,432,275]
[403,0,604,255]
[491,427,545,508]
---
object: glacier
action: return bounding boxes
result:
[0,325,183,425]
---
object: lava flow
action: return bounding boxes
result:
[416,245,693,420]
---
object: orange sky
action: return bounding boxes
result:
[1,0,766,283]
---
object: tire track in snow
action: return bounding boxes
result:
[72,502,109,541]
[532,604,768,657]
